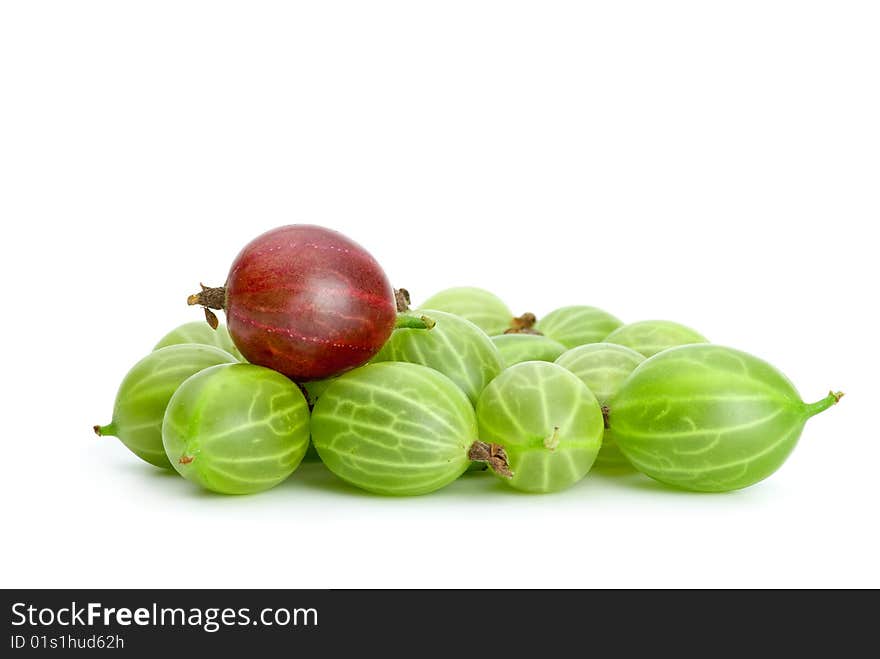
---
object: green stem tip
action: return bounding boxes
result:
[395,312,436,330]
[804,391,844,418]
[94,423,117,437]
[543,426,560,451]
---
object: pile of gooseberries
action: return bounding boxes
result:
[95,224,842,496]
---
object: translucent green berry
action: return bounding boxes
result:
[491,334,567,369]
[474,361,603,493]
[311,362,476,495]
[535,306,623,349]
[609,345,842,492]
[373,310,502,405]
[163,363,310,494]
[555,343,645,469]
[94,344,237,468]
[419,287,513,335]
[603,320,707,357]
[154,321,244,361]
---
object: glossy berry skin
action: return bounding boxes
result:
[419,287,512,335]
[604,320,707,357]
[609,345,841,492]
[555,343,644,469]
[163,364,310,494]
[224,225,397,381]
[476,361,604,493]
[372,310,502,405]
[154,321,244,361]
[491,333,567,369]
[311,362,476,496]
[535,306,623,349]
[95,345,237,468]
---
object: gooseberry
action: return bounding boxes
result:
[419,287,513,335]
[535,306,623,349]
[372,309,503,405]
[604,320,707,357]
[472,361,603,493]
[608,344,843,492]
[311,362,476,495]
[154,321,244,361]
[94,344,237,468]
[554,343,645,469]
[491,334,567,369]
[187,224,430,381]
[163,363,310,494]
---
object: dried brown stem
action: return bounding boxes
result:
[187,284,227,310]
[505,312,542,335]
[468,440,513,478]
[394,288,411,313]
[188,284,226,329]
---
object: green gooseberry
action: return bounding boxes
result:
[94,344,237,468]
[473,361,604,493]
[535,306,623,349]
[419,287,513,335]
[491,334,567,369]
[311,362,476,495]
[603,320,707,357]
[372,310,503,405]
[608,344,842,492]
[154,321,244,361]
[555,343,645,470]
[163,363,310,494]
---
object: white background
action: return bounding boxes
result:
[2,1,878,588]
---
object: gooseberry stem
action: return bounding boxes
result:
[188,284,226,330]
[804,391,844,418]
[505,312,541,335]
[94,423,116,437]
[187,284,227,310]
[395,312,436,330]
[543,426,560,451]
[394,288,411,312]
[467,440,513,478]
